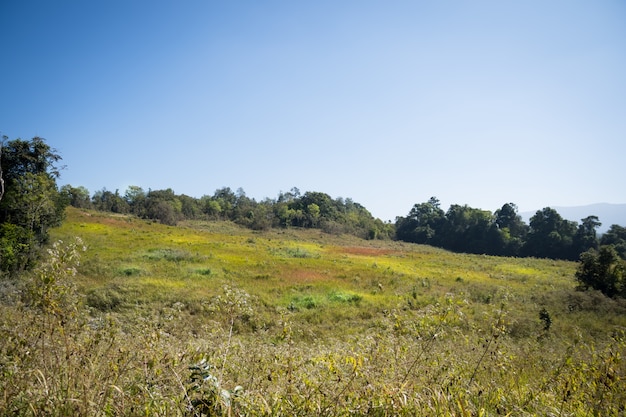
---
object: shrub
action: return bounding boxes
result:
[576,245,625,297]
[285,247,316,258]
[539,307,552,331]
[143,248,195,262]
[328,291,362,304]
[0,223,34,273]
[118,265,143,276]
[86,285,125,311]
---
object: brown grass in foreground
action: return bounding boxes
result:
[1,208,625,416]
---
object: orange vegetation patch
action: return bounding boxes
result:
[335,247,396,257]
[98,216,134,228]
[287,269,327,283]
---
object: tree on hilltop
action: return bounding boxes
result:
[395,197,446,245]
[522,207,577,260]
[600,225,626,260]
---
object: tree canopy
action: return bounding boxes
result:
[0,136,66,273]
[395,199,613,263]
[83,184,394,240]
[576,245,625,298]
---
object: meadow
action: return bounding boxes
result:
[1,207,625,416]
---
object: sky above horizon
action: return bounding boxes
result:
[1,1,625,222]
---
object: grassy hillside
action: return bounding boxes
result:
[2,207,625,416]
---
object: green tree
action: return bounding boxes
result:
[395,197,445,245]
[212,187,237,220]
[149,200,179,226]
[573,215,601,255]
[144,189,182,225]
[0,222,34,271]
[523,207,577,260]
[201,196,223,220]
[6,173,59,236]
[232,188,259,226]
[298,192,338,224]
[247,199,275,231]
[283,191,337,228]
[576,245,625,297]
[179,194,203,219]
[124,185,147,217]
[0,136,62,181]
[0,136,66,273]
[92,189,129,213]
[441,204,499,254]
[60,184,92,209]
[600,225,626,260]
[307,203,321,227]
[494,203,528,256]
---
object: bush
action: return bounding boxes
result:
[0,223,34,273]
[576,246,625,297]
[118,265,143,276]
[143,248,196,262]
[328,291,362,304]
[86,285,125,311]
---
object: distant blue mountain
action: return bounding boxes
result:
[520,203,626,234]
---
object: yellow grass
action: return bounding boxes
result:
[1,207,624,416]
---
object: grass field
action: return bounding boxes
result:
[1,207,625,416]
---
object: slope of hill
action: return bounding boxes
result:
[521,203,626,233]
[1,207,625,416]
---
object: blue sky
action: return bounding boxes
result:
[1,1,625,222]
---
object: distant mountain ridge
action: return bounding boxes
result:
[520,203,626,234]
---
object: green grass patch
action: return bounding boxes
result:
[142,248,198,262]
[117,265,143,276]
[328,290,363,304]
[271,245,321,259]
[289,295,322,310]
[193,267,212,276]
[86,285,126,311]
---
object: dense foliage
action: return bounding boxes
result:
[63,184,395,240]
[396,198,625,263]
[576,245,625,297]
[0,136,67,274]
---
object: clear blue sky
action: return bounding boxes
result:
[2,1,625,222]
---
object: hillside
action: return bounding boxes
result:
[1,207,625,415]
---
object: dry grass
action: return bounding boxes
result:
[1,207,625,416]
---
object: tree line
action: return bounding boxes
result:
[61,185,395,240]
[395,197,626,297]
[395,197,626,261]
[56,173,626,265]
[1,136,624,297]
